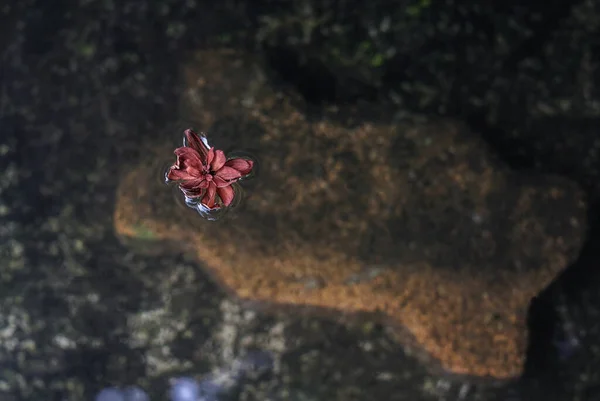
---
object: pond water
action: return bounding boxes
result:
[2,1,600,401]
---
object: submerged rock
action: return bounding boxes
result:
[114,49,587,379]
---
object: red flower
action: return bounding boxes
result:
[167,129,254,209]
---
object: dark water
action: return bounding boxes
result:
[1,0,600,400]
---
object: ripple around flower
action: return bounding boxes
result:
[192,187,239,221]
[162,132,258,222]
[158,159,191,213]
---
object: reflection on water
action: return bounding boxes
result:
[179,184,245,222]
[93,351,273,401]
[95,386,149,401]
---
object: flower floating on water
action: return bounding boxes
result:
[166,129,254,211]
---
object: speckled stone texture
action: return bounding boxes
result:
[114,49,587,379]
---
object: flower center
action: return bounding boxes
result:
[205,174,213,182]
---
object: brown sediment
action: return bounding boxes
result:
[113,49,587,379]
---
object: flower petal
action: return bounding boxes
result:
[167,166,195,181]
[217,185,235,207]
[179,178,206,190]
[211,150,226,171]
[214,166,242,181]
[201,182,217,209]
[174,147,204,169]
[224,158,254,175]
[184,129,210,161]
[181,187,204,198]
[206,147,215,167]
[213,176,229,188]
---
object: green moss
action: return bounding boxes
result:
[132,224,156,240]
[371,53,385,67]
[362,321,375,334]
[77,43,96,59]
[218,33,233,44]
[406,0,431,17]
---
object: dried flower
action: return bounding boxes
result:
[167,129,253,209]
